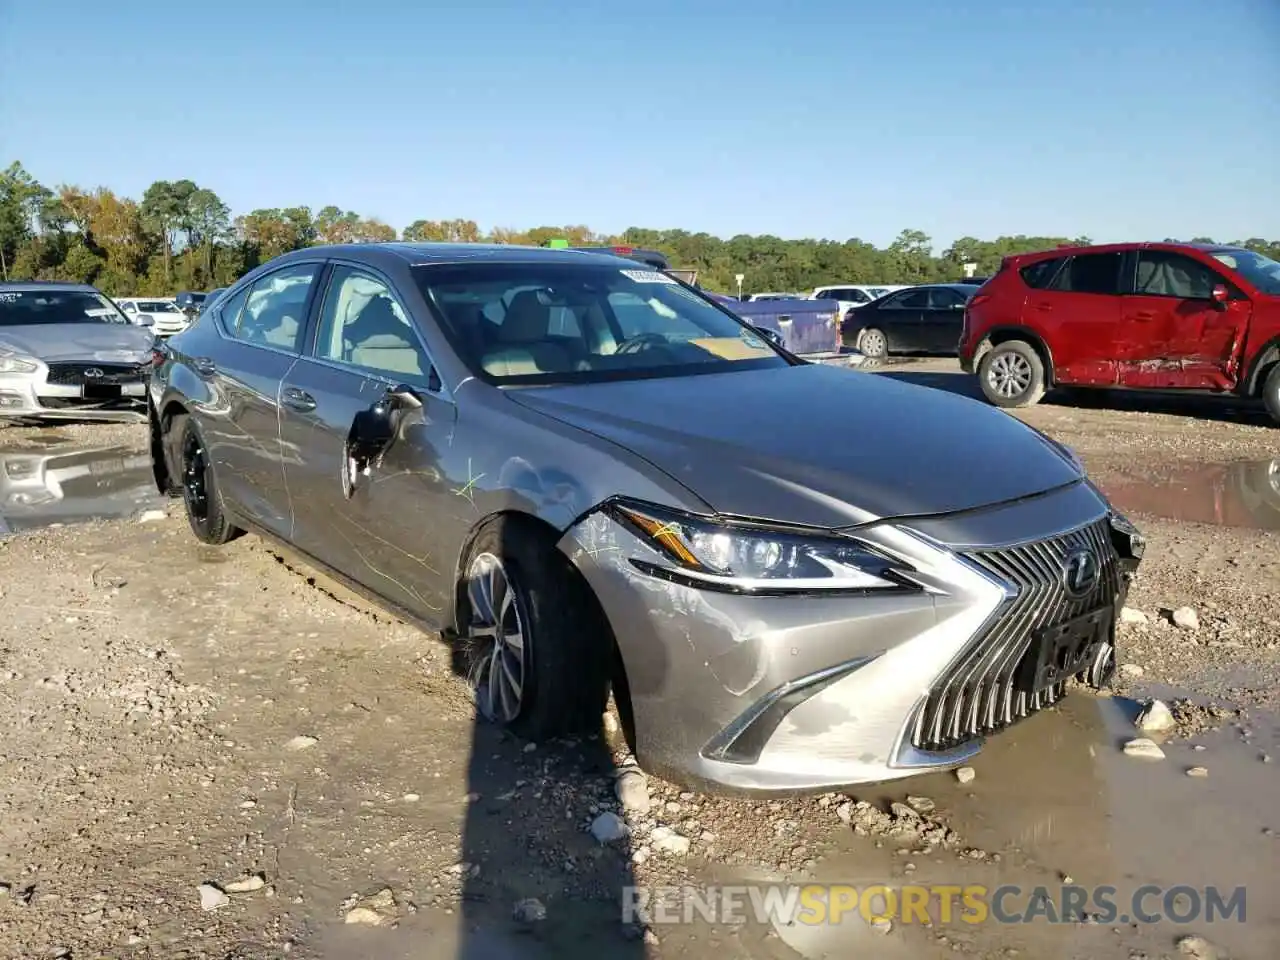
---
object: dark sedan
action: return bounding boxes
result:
[148,243,1142,793]
[841,283,977,359]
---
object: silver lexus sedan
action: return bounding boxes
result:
[149,243,1144,792]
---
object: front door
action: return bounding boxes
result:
[196,262,322,536]
[277,262,457,624]
[1026,251,1124,384]
[1118,249,1251,390]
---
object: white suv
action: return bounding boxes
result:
[811,284,907,321]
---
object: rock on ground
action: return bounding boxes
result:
[1122,738,1166,760]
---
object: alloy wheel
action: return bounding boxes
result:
[466,552,526,724]
[860,329,887,357]
[987,352,1033,399]
[182,430,210,523]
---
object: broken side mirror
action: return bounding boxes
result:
[1210,284,1229,308]
[344,384,421,492]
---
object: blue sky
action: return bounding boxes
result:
[2,0,1277,248]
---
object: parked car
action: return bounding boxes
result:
[811,284,898,322]
[841,283,977,359]
[149,242,1144,791]
[747,292,806,302]
[960,242,1280,422]
[0,281,158,421]
[174,291,208,320]
[116,297,190,337]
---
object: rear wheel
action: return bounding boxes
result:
[1262,364,1280,425]
[979,340,1046,408]
[459,518,611,741]
[178,417,240,545]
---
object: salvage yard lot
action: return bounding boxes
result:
[0,359,1277,960]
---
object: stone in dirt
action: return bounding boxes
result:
[650,826,692,856]
[285,735,318,751]
[137,510,167,523]
[343,887,397,926]
[1122,738,1166,760]
[224,872,267,893]
[513,897,547,923]
[955,766,975,784]
[1135,699,1175,733]
[198,883,229,911]
[590,811,630,843]
[906,796,935,814]
[1119,607,1149,625]
[1185,766,1208,778]
[1171,607,1200,630]
[1176,934,1221,959]
[615,769,651,814]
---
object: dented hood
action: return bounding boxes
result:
[507,364,1083,528]
[0,322,155,364]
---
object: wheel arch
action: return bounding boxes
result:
[150,394,192,495]
[1243,337,1280,397]
[975,327,1057,386]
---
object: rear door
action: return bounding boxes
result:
[1027,252,1124,384]
[874,287,931,351]
[1119,249,1251,389]
[278,261,457,621]
[923,287,969,352]
[198,261,322,536]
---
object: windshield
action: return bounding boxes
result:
[0,289,131,326]
[414,262,788,385]
[136,300,180,313]
[1211,249,1280,295]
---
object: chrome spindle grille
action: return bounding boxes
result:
[912,518,1120,750]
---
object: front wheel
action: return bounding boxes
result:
[459,518,611,742]
[1262,364,1280,425]
[858,327,888,361]
[978,341,1047,408]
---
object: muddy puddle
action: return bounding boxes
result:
[1095,458,1280,532]
[658,693,1280,960]
[0,440,163,535]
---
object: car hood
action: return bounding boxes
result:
[0,323,155,363]
[506,364,1083,528]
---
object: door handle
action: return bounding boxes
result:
[281,386,316,412]
[1031,303,1052,312]
[191,356,217,377]
[1131,311,1156,321]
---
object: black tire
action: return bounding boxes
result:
[458,517,612,742]
[978,340,1047,408]
[1263,363,1280,425]
[177,415,240,545]
[858,327,888,362]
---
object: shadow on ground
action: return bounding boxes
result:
[877,367,1272,427]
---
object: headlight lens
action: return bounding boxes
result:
[608,500,913,592]
[0,355,39,374]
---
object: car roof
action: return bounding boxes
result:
[0,281,99,293]
[275,241,650,270]
[1020,241,1253,260]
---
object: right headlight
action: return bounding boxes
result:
[0,355,39,375]
[605,499,917,594]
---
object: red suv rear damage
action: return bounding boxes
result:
[958,242,1280,423]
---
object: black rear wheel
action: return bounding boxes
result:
[1263,363,1280,425]
[178,417,240,545]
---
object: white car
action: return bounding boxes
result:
[810,284,907,321]
[746,292,807,302]
[115,297,189,337]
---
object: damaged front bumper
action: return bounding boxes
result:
[557,483,1143,794]
[0,368,149,422]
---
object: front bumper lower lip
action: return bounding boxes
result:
[0,376,148,420]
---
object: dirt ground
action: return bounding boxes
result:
[0,362,1277,960]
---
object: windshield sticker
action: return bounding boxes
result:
[621,269,676,284]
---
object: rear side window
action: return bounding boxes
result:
[1050,253,1123,295]
[1020,257,1065,289]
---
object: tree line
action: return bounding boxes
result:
[3,160,1277,298]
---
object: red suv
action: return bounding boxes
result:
[959,242,1280,424]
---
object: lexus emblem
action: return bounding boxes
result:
[83,367,104,378]
[1062,548,1100,599]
